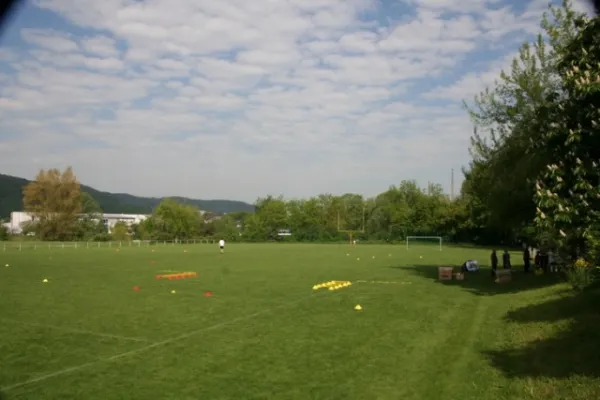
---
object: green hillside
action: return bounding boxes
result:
[0,173,255,219]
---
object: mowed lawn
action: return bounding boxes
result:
[1,243,599,400]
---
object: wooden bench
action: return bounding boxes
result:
[495,269,512,283]
[438,266,454,281]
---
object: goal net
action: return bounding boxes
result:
[405,236,442,251]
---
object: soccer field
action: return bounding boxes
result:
[1,243,598,400]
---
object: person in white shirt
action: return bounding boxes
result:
[219,239,225,254]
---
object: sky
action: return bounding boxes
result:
[0,0,595,203]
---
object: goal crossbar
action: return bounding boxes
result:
[405,236,442,251]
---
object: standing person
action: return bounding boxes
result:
[502,250,512,270]
[523,247,531,273]
[218,239,225,254]
[491,250,498,278]
[539,247,549,273]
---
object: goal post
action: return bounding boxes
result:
[337,203,366,245]
[406,236,443,251]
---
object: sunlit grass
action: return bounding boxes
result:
[0,243,598,399]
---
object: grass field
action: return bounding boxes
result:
[1,243,599,400]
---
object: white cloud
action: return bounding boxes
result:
[21,28,79,52]
[422,51,519,101]
[80,36,120,58]
[0,0,578,201]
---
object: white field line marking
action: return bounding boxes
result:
[0,318,153,343]
[2,293,318,392]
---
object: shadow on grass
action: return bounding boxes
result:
[484,290,600,378]
[389,264,562,296]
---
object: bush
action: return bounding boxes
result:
[565,258,597,291]
[0,225,8,241]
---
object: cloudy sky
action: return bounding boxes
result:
[0,0,594,202]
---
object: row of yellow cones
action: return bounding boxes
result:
[313,281,363,311]
[313,280,352,291]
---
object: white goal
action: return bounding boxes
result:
[405,236,442,251]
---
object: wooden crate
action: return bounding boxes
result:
[438,266,454,281]
[495,269,512,283]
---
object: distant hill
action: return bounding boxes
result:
[0,173,255,219]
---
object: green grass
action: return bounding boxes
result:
[1,243,599,400]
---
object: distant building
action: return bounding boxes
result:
[4,211,149,234]
[4,212,33,234]
[99,213,149,233]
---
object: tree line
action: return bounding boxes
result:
[1,1,599,276]
[3,168,463,244]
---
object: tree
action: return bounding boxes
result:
[0,222,8,241]
[111,221,130,241]
[75,192,107,241]
[144,199,203,240]
[463,0,586,243]
[532,14,600,265]
[254,196,288,240]
[22,167,82,241]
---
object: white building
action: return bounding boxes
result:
[4,212,34,234]
[100,213,148,233]
[4,211,149,234]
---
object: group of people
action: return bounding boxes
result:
[490,247,554,277]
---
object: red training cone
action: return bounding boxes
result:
[133,286,140,292]
[204,291,212,297]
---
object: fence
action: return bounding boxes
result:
[1,239,218,251]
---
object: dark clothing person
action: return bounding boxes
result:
[523,248,531,273]
[542,251,549,272]
[538,249,548,272]
[502,250,511,269]
[491,250,498,277]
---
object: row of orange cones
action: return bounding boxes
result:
[155,272,198,280]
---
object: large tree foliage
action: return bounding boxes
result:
[22,167,82,241]
[533,14,600,262]
[111,221,130,241]
[139,198,203,240]
[75,192,108,241]
[462,0,587,243]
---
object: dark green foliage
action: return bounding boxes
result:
[461,0,589,247]
[532,15,600,290]
[0,223,7,241]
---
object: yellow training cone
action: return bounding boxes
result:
[354,304,362,311]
